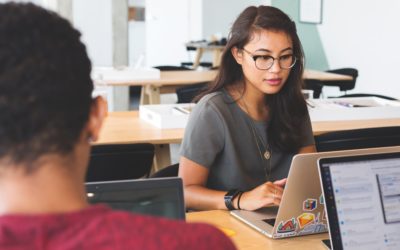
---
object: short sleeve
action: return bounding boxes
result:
[301,112,315,147]
[179,98,225,169]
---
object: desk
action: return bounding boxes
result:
[96,111,400,167]
[187,210,328,250]
[303,69,352,81]
[100,69,352,105]
[95,112,184,170]
[186,42,225,69]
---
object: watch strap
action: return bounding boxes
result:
[224,189,241,210]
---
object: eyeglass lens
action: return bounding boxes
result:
[255,55,296,70]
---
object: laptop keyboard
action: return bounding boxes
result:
[262,218,276,226]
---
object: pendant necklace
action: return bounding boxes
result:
[241,97,272,180]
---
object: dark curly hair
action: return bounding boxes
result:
[0,3,93,167]
[197,6,308,152]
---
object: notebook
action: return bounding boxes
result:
[319,151,400,250]
[85,177,186,220]
[230,146,400,239]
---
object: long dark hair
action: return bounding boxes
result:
[197,6,308,153]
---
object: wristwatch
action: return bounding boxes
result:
[224,189,241,210]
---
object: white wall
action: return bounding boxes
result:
[317,0,400,98]
[144,0,191,67]
[202,0,271,39]
[73,0,113,66]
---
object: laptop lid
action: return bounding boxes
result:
[319,152,400,250]
[231,146,400,239]
[85,177,186,220]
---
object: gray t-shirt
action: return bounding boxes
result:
[180,90,314,191]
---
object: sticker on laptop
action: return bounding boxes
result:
[277,218,297,233]
[315,212,321,223]
[297,222,327,236]
[297,213,315,228]
[319,193,324,204]
[303,198,317,211]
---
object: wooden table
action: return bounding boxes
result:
[185,42,225,69]
[95,111,184,171]
[187,210,328,250]
[304,69,352,81]
[99,69,352,105]
[95,111,400,168]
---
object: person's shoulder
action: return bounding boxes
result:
[102,210,236,249]
[196,91,232,111]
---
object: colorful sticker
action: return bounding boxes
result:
[297,213,315,228]
[315,212,321,223]
[322,210,327,221]
[319,193,324,205]
[277,218,297,233]
[297,222,327,236]
[303,198,317,211]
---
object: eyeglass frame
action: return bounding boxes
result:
[241,48,297,70]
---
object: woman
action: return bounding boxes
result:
[179,6,316,211]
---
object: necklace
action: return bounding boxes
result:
[240,97,272,180]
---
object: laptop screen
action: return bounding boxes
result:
[85,177,186,220]
[319,153,400,250]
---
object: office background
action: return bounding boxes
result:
[3,0,399,99]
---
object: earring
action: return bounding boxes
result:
[87,134,94,143]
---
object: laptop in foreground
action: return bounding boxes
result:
[85,177,186,220]
[319,151,400,250]
[231,146,400,239]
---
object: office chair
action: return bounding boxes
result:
[153,65,192,71]
[314,126,400,152]
[150,163,179,178]
[303,79,324,98]
[176,82,208,103]
[323,68,358,93]
[86,143,155,182]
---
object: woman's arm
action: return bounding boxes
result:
[179,156,227,210]
[179,156,284,211]
[298,144,317,154]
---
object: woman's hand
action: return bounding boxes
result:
[236,179,286,211]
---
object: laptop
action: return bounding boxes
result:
[230,146,400,239]
[319,151,400,250]
[85,177,186,220]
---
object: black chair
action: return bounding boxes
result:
[303,79,324,98]
[336,93,399,101]
[314,126,400,152]
[150,163,179,178]
[324,68,358,93]
[176,82,208,103]
[153,65,192,71]
[86,143,155,182]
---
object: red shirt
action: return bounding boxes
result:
[0,205,236,250]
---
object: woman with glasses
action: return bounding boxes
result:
[179,6,316,211]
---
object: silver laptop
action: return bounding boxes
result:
[319,150,400,250]
[231,146,400,239]
[85,177,186,220]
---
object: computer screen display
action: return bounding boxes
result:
[320,153,400,250]
[86,177,185,220]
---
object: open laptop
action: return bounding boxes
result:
[319,151,400,250]
[230,146,400,239]
[85,177,186,220]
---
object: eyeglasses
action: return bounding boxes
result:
[242,48,297,70]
